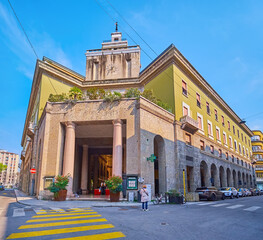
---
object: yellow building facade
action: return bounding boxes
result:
[252,130,263,189]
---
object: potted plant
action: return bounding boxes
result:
[48,175,69,201]
[105,176,123,202]
[167,189,184,204]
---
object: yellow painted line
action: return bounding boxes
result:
[27,215,102,223]
[37,210,93,215]
[32,212,98,218]
[6,224,114,239]
[54,231,126,240]
[19,218,107,229]
[3,193,7,195]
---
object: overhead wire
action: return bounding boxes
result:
[7,0,58,94]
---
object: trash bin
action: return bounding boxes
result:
[137,190,141,203]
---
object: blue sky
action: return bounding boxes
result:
[0,0,263,155]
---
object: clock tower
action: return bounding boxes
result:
[85,28,140,81]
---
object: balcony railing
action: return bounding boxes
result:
[180,115,199,134]
[253,149,263,153]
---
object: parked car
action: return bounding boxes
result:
[249,188,260,196]
[195,187,225,201]
[0,185,4,191]
[244,188,252,196]
[237,188,246,197]
[219,187,239,199]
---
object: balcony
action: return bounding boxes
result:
[180,115,199,134]
[27,122,35,139]
[253,149,263,153]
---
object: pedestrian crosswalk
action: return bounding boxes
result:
[187,201,262,212]
[7,207,126,239]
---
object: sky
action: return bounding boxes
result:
[0,0,263,155]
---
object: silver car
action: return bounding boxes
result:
[219,187,239,199]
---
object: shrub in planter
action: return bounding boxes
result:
[105,176,123,202]
[48,175,69,201]
[168,189,183,204]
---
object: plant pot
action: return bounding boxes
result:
[110,191,120,202]
[168,195,183,204]
[54,189,67,201]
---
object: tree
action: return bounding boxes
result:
[0,163,7,174]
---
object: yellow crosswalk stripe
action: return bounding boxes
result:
[32,212,97,218]
[54,231,126,240]
[6,224,114,239]
[19,218,107,229]
[27,215,102,223]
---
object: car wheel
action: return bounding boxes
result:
[230,194,234,199]
[221,194,225,200]
[210,193,216,201]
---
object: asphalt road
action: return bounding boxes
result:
[1,190,263,240]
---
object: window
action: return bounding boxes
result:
[245,136,247,144]
[237,158,239,164]
[182,80,187,95]
[208,122,212,136]
[222,116,225,126]
[196,93,201,108]
[241,133,243,142]
[183,106,188,116]
[216,127,220,140]
[232,155,234,163]
[243,146,245,156]
[210,145,214,154]
[219,149,222,158]
[185,134,191,145]
[237,130,240,138]
[200,140,205,151]
[206,102,210,114]
[227,121,230,131]
[198,116,202,129]
[234,140,237,151]
[249,140,250,147]
[229,136,233,148]
[233,126,235,135]
[223,132,227,145]
[239,143,241,153]
[214,109,218,121]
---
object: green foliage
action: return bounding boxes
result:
[48,93,68,102]
[155,99,172,112]
[69,87,83,100]
[124,88,141,99]
[86,88,106,100]
[105,176,123,193]
[168,189,181,197]
[0,163,7,174]
[104,91,122,102]
[141,89,156,102]
[47,175,69,195]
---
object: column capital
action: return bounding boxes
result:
[65,121,76,129]
[112,119,123,125]
[82,144,88,150]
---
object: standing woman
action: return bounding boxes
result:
[140,185,149,211]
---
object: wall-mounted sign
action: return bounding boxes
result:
[127,176,138,190]
[147,154,156,162]
[30,168,36,174]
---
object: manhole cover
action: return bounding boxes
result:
[161,222,168,225]
[119,208,129,211]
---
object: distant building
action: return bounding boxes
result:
[251,130,263,189]
[0,150,19,187]
[20,29,255,200]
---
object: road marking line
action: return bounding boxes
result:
[27,215,102,223]
[37,210,94,215]
[197,202,217,206]
[211,203,230,207]
[50,208,65,212]
[13,208,25,217]
[54,231,126,240]
[226,204,244,209]
[244,206,261,211]
[6,224,114,239]
[32,212,98,218]
[19,218,107,229]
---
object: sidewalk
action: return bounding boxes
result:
[14,190,142,208]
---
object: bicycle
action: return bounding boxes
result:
[153,194,164,204]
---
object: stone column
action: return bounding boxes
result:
[112,119,123,177]
[81,145,88,194]
[94,156,99,189]
[63,122,76,198]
